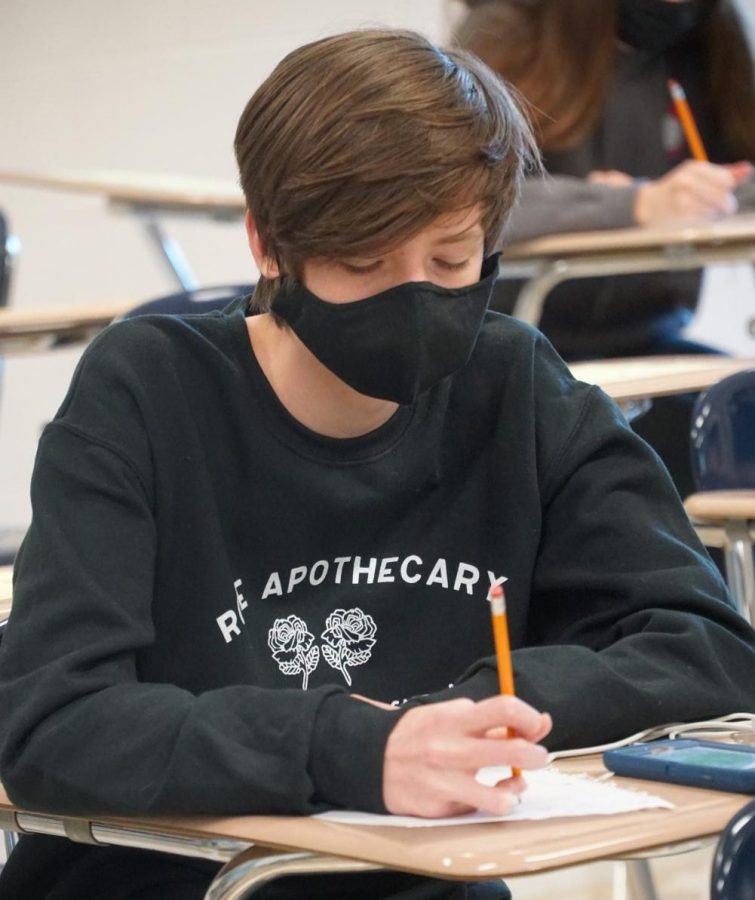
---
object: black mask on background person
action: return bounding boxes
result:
[270,255,499,405]
[618,0,709,54]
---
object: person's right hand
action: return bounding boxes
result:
[634,159,754,226]
[382,695,551,818]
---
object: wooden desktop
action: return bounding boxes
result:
[0,754,750,899]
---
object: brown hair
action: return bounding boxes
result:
[455,0,755,156]
[234,29,540,311]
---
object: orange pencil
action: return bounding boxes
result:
[488,582,521,778]
[667,78,708,162]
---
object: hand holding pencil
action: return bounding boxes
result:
[633,79,753,226]
[379,584,551,818]
[382,693,551,818]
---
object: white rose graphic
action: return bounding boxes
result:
[267,615,320,690]
[320,607,377,686]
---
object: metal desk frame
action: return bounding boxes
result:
[504,215,755,327]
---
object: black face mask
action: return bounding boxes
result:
[618,0,709,54]
[270,255,499,405]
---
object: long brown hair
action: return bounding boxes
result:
[234,29,540,310]
[455,0,755,157]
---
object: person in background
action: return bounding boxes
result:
[456,0,755,496]
[1,27,754,900]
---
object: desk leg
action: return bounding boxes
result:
[625,859,659,900]
[3,829,18,857]
[723,521,755,626]
[509,262,567,327]
[618,398,652,422]
[204,847,382,900]
[137,211,199,291]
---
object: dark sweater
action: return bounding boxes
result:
[1,306,753,826]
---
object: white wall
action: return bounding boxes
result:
[1,0,754,530]
[0,0,452,528]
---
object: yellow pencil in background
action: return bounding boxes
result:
[488,582,521,779]
[667,78,708,162]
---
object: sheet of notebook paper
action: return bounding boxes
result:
[315,766,673,828]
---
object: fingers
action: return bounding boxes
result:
[635,160,741,225]
[725,161,754,185]
[451,776,520,817]
[588,169,633,186]
[493,774,527,795]
[382,696,551,819]
[487,711,552,744]
[432,734,548,772]
[458,694,551,741]
[675,163,737,216]
[676,160,737,190]
[401,771,521,819]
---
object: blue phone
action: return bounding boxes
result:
[603,739,755,793]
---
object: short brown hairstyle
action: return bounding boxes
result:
[234,28,540,311]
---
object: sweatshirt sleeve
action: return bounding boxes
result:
[411,386,755,749]
[0,391,397,818]
[505,175,638,242]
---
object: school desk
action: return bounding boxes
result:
[4,167,755,305]
[685,490,755,626]
[503,212,755,327]
[569,354,755,404]
[3,294,754,400]
[0,753,750,899]
[0,168,245,291]
[0,301,132,354]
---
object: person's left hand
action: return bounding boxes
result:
[588,169,634,187]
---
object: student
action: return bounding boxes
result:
[456,0,755,496]
[0,27,754,900]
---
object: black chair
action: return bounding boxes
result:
[0,210,20,311]
[711,797,755,899]
[684,369,755,624]
[122,283,253,319]
[1,212,23,566]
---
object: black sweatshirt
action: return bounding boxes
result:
[1,308,754,821]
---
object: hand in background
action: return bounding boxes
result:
[588,169,634,187]
[382,695,551,818]
[634,159,754,226]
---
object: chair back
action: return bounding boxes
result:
[711,797,755,899]
[123,283,254,319]
[690,370,755,490]
[0,211,23,563]
[0,210,20,310]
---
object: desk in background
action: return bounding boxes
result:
[0,301,133,355]
[569,354,755,404]
[504,213,755,327]
[4,300,755,392]
[0,755,749,899]
[0,169,245,291]
[4,169,754,322]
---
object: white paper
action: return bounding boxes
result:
[315,766,673,828]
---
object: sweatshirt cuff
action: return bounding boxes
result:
[610,184,640,227]
[308,693,402,813]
